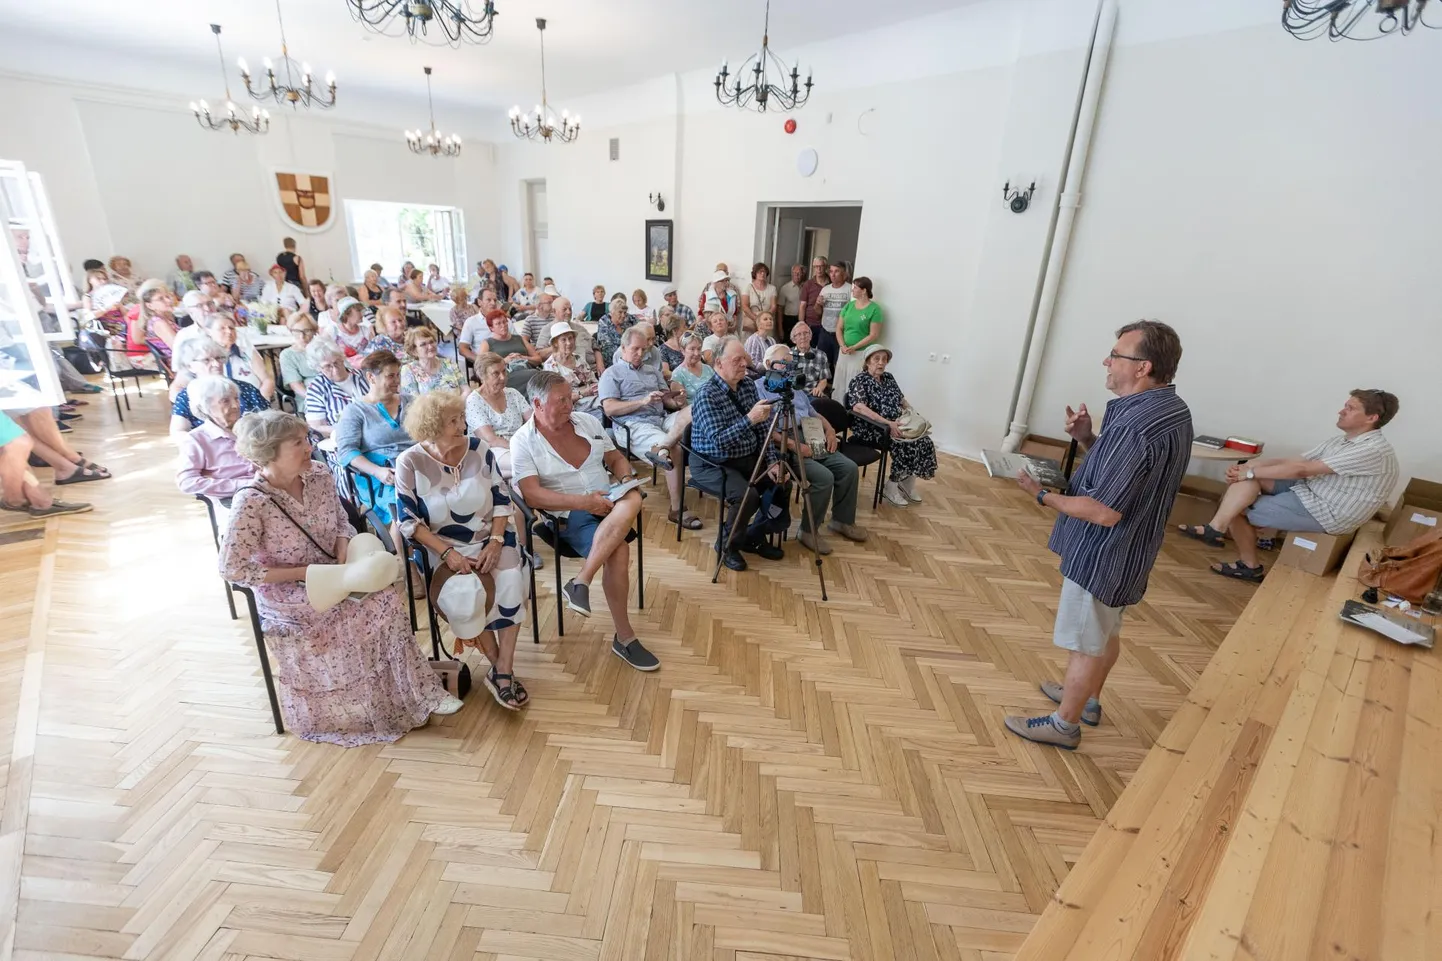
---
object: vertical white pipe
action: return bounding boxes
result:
[1001,0,1117,452]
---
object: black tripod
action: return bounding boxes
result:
[713,386,829,600]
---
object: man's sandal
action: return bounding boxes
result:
[1177,523,1225,547]
[1210,559,1264,582]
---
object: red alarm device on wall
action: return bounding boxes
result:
[784,118,797,134]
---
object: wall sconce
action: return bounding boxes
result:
[1002,180,1036,214]
[649,191,665,212]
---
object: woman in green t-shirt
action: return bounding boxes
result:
[833,276,882,403]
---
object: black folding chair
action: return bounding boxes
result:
[92,348,163,421]
[819,404,890,510]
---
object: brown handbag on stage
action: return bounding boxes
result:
[1357,528,1442,604]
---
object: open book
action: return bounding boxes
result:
[608,478,646,502]
[980,450,1069,490]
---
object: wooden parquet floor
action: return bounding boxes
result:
[0,381,1255,961]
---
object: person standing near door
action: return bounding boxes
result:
[778,264,804,341]
[799,256,828,344]
[816,261,851,374]
[276,237,306,291]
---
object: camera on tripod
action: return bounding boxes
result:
[762,357,805,397]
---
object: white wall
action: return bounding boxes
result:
[0,72,500,285]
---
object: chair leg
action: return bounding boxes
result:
[636,508,644,611]
[243,590,284,735]
[223,580,238,620]
[404,552,418,632]
[873,452,887,509]
[554,539,565,637]
[122,375,133,411]
[109,373,123,421]
[529,565,540,645]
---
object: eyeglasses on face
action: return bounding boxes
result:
[1107,350,1146,363]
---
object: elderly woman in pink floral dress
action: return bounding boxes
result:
[219,409,461,745]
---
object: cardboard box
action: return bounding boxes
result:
[1384,504,1441,545]
[1275,530,1356,576]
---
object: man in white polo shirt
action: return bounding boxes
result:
[1181,388,1400,581]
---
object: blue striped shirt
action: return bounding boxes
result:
[1048,385,1193,608]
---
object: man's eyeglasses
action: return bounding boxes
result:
[1108,350,1146,363]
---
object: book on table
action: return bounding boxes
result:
[1193,434,1227,449]
[980,450,1068,490]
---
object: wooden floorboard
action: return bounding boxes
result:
[0,378,1272,961]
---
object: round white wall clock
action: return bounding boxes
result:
[796,148,818,178]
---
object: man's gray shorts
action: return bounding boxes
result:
[1053,578,1125,657]
[1244,479,1325,533]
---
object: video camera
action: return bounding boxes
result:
[762,354,806,397]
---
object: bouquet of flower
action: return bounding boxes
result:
[238,300,280,333]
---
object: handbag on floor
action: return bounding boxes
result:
[1357,527,1442,604]
[430,658,472,699]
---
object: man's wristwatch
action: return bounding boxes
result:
[1036,489,1048,507]
[1244,468,1255,481]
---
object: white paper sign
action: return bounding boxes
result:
[1292,536,1319,552]
[1409,512,1438,527]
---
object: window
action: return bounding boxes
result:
[344,200,466,285]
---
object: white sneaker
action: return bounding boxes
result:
[432,694,465,716]
[882,480,909,508]
[898,475,923,503]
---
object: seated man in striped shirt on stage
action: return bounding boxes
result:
[1181,389,1400,582]
[1008,320,1193,750]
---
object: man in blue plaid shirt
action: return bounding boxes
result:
[690,337,789,572]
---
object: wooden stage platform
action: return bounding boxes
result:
[1017,525,1442,961]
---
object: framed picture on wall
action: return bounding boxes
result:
[645,219,673,282]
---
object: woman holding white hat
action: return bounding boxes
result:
[541,322,600,411]
[397,392,531,710]
[220,409,462,745]
[701,269,738,330]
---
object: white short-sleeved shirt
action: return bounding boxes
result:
[509,411,615,518]
[458,314,493,354]
[1294,430,1399,534]
[260,280,306,313]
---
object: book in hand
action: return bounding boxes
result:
[799,416,829,451]
[607,478,646,501]
[1193,434,1227,450]
[980,450,1068,490]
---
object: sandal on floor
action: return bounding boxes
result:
[509,676,530,707]
[1211,559,1264,582]
[485,668,522,711]
[55,463,111,485]
[1177,523,1225,547]
[1,499,92,518]
[667,508,703,530]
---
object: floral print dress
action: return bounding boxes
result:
[844,371,938,483]
[400,359,465,398]
[218,462,448,746]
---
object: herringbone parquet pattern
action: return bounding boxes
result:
[0,382,1253,961]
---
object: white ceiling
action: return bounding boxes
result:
[0,0,982,129]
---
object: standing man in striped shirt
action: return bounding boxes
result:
[1006,320,1193,750]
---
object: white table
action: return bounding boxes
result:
[250,331,294,351]
[409,301,455,335]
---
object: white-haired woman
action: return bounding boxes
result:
[316,283,349,336]
[845,344,936,507]
[220,410,461,745]
[303,338,370,438]
[186,311,272,399]
[464,353,530,477]
[170,337,270,436]
[175,375,255,505]
[541,322,599,411]
[397,392,530,710]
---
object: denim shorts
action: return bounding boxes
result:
[1245,479,1325,533]
[557,510,638,556]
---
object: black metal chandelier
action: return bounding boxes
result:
[715,0,813,113]
[1282,0,1441,39]
[406,67,462,157]
[509,19,580,144]
[239,0,337,109]
[346,0,498,46]
[191,24,270,134]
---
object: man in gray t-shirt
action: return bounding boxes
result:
[597,327,690,523]
[816,262,851,370]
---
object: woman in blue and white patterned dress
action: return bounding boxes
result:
[396,391,531,710]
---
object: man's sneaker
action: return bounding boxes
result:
[1003,713,1080,750]
[612,635,660,672]
[1039,680,1100,726]
[796,530,832,555]
[561,578,592,617]
[827,521,869,542]
[721,549,748,572]
[741,538,784,561]
[882,480,908,507]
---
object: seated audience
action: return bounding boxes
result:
[701,311,730,364]
[219,252,246,293]
[206,311,273,398]
[229,259,265,302]
[630,288,656,326]
[199,271,235,311]
[833,276,883,403]
[670,332,715,403]
[689,337,790,571]
[108,255,139,292]
[328,299,372,361]
[304,339,370,438]
[580,285,609,325]
[596,293,636,367]
[542,322,600,411]
[219,409,461,745]
[701,270,738,326]
[371,262,391,288]
[83,267,129,324]
[314,284,347,334]
[634,322,667,375]
[514,292,555,355]
[757,345,868,554]
[175,375,256,502]
[424,263,449,296]
[511,371,658,672]
[471,259,501,299]
[449,283,477,333]
[360,269,386,309]
[457,288,503,364]
[599,327,694,529]
[397,392,530,709]
[465,354,531,476]
[1185,388,1401,582]
[366,306,409,358]
[744,311,778,369]
[512,272,540,310]
[402,269,437,303]
[477,308,541,382]
[657,309,685,370]
[334,350,411,526]
[400,326,464,397]
[790,318,831,397]
[306,278,328,318]
[137,280,179,360]
[662,283,696,331]
[279,315,318,402]
[397,261,416,288]
[8,407,111,485]
[0,412,90,518]
[169,254,199,298]
[537,297,602,372]
[845,344,936,507]
[170,338,269,436]
[741,263,776,335]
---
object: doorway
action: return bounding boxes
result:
[524,179,548,278]
[757,203,863,276]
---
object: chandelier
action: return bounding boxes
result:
[191,25,269,134]
[509,19,580,144]
[1282,0,1441,39]
[239,0,337,109]
[346,0,498,46]
[406,67,462,157]
[715,0,813,113]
